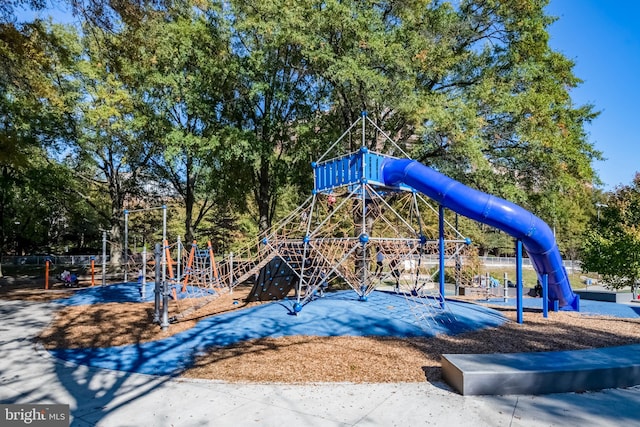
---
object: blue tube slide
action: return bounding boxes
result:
[381,158,579,311]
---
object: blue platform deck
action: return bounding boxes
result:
[314,150,411,192]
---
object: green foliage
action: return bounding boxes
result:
[113,2,246,243]
[296,0,598,254]
[218,0,328,231]
[0,19,87,253]
[0,21,78,164]
[581,174,640,295]
[0,0,602,261]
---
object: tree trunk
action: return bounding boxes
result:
[108,184,125,269]
[185,206,195,244]
[184,155,196,243]
[184,186,195,244]
[109,217,123,269]
[256,161,272,233]
[258,203,270,232]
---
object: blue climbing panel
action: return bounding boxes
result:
[313,150,411,193]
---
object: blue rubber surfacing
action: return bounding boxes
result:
[48,284,640,377]
[53,282,215,305]
[49,288,507,376]
[480,296,640,318]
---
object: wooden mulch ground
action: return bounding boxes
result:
[3,277,640,384]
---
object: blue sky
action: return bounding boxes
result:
[545,0,640,190]
[22,1,637,190]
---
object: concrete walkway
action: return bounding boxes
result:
[2,299,640,426]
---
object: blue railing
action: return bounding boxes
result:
[313,149,410,193]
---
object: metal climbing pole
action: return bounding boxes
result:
[153,243,161,324]
[516,239,523,324]
[438,205,445,308]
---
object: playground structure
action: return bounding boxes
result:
[164,238,226,319]
[198,114,476,323]
[166,114,487,325]
[151,112,578,325]
[124,237,226,325]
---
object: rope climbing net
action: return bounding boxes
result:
[162,239,226,321]
[176,114,480,328]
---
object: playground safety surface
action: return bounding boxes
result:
[43,285,640,378]
[3,286,640,425]
[49,289,511,376]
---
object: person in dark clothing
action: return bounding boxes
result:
[390,258,400,292]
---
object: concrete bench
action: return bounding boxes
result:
[574,290,634,303]
[441,344,640,395]
[458,286,485,296]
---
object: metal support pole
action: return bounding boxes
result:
[141,246,147,299]
[176,236,182,285]
[438,205,445,308]
[359,115,368,299]
[208,241,215,283]
[124,210,129,282]
[153,243,161,324]
[162,207,167,248]
[44,259,50,290]
[161,271,169,331]
[161,205,167,296]
[90,256,95,286]
[455,213,460,296]
[360,157,368,298]
[229,252,234,292]
[102,231,107,287]
[361,110,366,145]
[542,273,549,318]
[516,240,523,324]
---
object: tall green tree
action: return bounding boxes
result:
[0,17,81,253]
[303,0,600,239]
[222,0,328,232]
[581,174,640,298]
[115,2,238,244]
[8,0,603,259]
[66,25,158,265]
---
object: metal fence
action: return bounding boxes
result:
[0,254,581,273]
[1,255,109,266]
[478,256,581,271]
[405,255,581,273]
